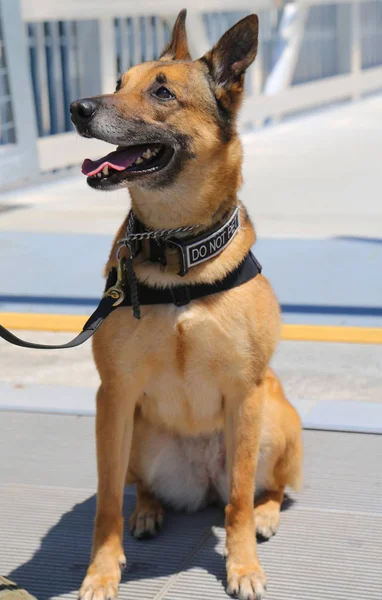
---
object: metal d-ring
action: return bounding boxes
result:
[103,256,127,307]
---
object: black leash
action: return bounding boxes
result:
[0,295,115,350]
[0,252,261,350]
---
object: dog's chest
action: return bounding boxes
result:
[134,303,240,435]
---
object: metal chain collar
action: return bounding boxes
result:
[112,211,197,320]
[116,211,197,258]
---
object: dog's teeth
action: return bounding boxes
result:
[136,157,143,164]
[97,172,102,178]
[102,165,109,176]
[142,149,153,159]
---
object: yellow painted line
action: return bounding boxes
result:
[0,312,382,344]
[0,313,87,333]
[282,324,382,344]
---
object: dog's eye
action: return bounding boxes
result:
[115,77,122,93]
[154,86,175,100]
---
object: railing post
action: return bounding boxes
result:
[0,0,39,186]
[76,20,103,98]
[336,3,351,77]
[264,2,309,122]
[99,17,117,94]
[351,0,362,100]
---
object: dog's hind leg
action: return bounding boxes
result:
[125,414,166,540]
[254,368,303,540]
[254,489,284,540]
[129,481,165,540]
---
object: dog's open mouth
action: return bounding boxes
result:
[82,143,174,188]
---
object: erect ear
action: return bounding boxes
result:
[201,14,258,89]
[160,9,191,61]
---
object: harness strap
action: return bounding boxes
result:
[113,250,262,307]
[0,252,261,350]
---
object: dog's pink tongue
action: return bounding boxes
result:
[82,147,144,176]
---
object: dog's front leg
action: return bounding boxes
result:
[224,383,267,600]
[79,384,136,600]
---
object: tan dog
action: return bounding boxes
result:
[70,10,302,600]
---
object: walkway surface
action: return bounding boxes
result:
[1,413,381,600]
[0,97,381,599]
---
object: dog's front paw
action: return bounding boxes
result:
[129,506,164,540]
[79,556,125,600]
[226,561,267,600]
[79,574,118,600]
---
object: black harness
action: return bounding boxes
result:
[0,209,262,350]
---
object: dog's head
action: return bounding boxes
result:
[71,10,258,195]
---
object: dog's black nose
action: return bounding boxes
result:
[70,99,98,121]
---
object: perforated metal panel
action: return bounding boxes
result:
[0,413,381,600]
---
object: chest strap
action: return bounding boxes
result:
[0,251,261,350]
[109,249,261,308]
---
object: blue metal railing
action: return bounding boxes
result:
[293,5,340,85]
[115,16,170,73]
[24,6,382,141]
[27,20,86,137]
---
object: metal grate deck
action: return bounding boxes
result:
[0,412,381,600]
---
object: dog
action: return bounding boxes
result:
[70,10,302,600]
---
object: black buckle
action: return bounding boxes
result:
[170,285,191,307]
[166,240,189,276]
[148,238,167,267]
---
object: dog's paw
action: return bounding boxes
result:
[79,557,125,600]
[78,575,119,600]
[254,504,280,540]
[129,506,164,540]
[226,562,267,600]
[79,577,118,600]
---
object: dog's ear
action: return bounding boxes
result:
[200,14,258,92]
[160,9,191,61]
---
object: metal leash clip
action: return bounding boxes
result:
[103,256,126,307]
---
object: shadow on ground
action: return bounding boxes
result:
[7,493,294,600]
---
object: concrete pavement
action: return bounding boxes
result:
[0,96,381,415]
